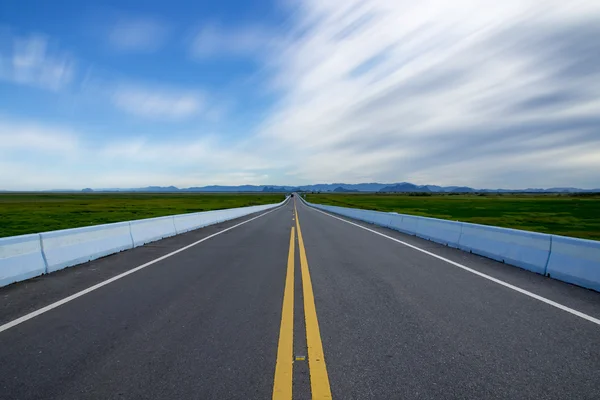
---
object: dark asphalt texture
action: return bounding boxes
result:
[1,198,599,399]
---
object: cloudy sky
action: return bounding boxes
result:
[1,0,599,190]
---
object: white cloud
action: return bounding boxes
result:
[108,17,168,53]
[3,1,600,189]
[253,0,600,188]
[99,136,274,171]
[0,35,74,90]
[0,119,79,152]
[111,85,204,119]
[0,117,273,190]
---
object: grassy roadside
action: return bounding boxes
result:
[305,193,600,241]
[0,193,285,238]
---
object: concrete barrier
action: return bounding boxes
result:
[304,197,599,290]
[326,205,364,222]
[228,207,251,220]
[546,236,600,291]
[348,208,365,221]
[130,216,177,247]
[390,214,420,235]
[369,211,394,228]
[387,213,404,232]
[0,198,286,288]
[308,202,392,228]
[325,206,341,215]
[311,203,334,213]
[214,209,230,224]
[416,218,463,248]
[41,222,134,273]
[458,223,551,274]
[353,210,392,228]
[217,208,243,223]
[315,204,338,212]
[172,202,284,234]
[338,207,354,218]
[173,212,212,234]
[357,209,375,223]
[0,234,47,287]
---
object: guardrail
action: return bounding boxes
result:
[302,197,599,292]
[0,199,288,288]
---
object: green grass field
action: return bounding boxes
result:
[306,193,600,241]
[0,193,285,238]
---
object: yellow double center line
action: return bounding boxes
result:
[273,201,332,399]
[273,226,296,399]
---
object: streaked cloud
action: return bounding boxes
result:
[2,0,600,189]
[111,85,204,119]
[0,117,272,190]
[0,34,74,91]
[254,0,600,188]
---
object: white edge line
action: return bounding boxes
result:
[0,201,288,334]
[303,202,600,327]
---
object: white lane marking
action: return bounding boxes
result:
[0,202,288,334]
[303,203,600,327]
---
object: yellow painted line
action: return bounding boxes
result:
[272,227,296,400]
[294,202,333,399]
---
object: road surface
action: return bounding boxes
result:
[1,197,599,399]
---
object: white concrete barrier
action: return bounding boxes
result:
[345,208,364,220]
[348,209,394,228]
[416,218,463,248]
[212,208,239,223]
[387,214,404,232]
[41,222,133,273]
[226,207,249,220]
[0,197,286,287]
[391,214,420,235]
[173,212,212,234]
[325,205,358,220]
[546,235,600,291]
[0,234,46,287]
[304,197,599,290]
[458,223,551,274]
[130,216,177,247]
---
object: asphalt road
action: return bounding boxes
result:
[1,197,599,399]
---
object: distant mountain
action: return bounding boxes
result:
[336,183,389,191]
[440,186,457,192]
[520,188,547,193]
[292,183,388,192]
[131,186,179,192]
[297,184,339,192]
[379,183,431,193]
[5,183,599,193]
[333,186,357,193]
[183,185,265,192]
[450,186,475,193]
[545,187,587,193]
[424,185,445,192]
[183,183,394,192]
[262,186,291,192]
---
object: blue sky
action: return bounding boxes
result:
[1,0,599,190]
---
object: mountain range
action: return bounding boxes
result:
[63,183,600,193]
